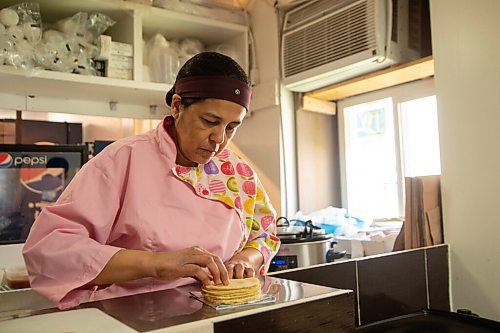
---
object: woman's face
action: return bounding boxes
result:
[171,94,246,166]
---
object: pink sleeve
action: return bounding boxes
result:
[22,163,123,309]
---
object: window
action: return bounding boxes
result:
[399,96,441,177]
[339,79,440,222]
[343,98,400,220]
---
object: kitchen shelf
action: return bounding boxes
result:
[0,0,248,119]
[0,65,169,105]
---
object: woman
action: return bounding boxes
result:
[23,52,280,309]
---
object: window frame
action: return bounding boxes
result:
[338,78,436,220]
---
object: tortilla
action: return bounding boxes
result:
[202,277,260,291]
[201,277,261,305]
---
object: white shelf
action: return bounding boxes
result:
[0,65,169,106]
[0,0,248,119]
[142,5,247,42]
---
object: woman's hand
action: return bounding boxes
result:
[225,247,264,279]
[225,259,255,279]
[151,246,229,286]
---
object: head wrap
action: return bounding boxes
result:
[168,75,252,111]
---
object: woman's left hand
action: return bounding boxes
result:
[225,247,264,279]
[225,259,255,279]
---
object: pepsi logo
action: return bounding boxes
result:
[0,153,13,168]
[14,155,47,166]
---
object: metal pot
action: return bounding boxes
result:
[275,217,326,238]
[270,218,334,271]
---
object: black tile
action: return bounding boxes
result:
[272,261,358,324]
[272,261,356,290]
[426,245,450,311]
[357,250,427,325]
[214,292,355,333]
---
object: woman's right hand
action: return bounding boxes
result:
[151,246,230,286]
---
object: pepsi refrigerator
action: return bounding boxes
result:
[0,144,88,244]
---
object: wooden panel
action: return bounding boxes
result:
[300,96,336,115]
[306,56,434,101]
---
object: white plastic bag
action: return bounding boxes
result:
[146,33,179,84]
[178,37,204,68]
[294,206,348,226]
[1,2,41,70]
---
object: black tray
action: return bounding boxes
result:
[356,309,500,332]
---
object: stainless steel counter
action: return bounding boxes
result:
[0,276,355,332]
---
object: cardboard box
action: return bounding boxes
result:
[108,54,133,70]
[111,41,133,57]
[361,234,398,256]
[334,237,364,258]
[96,36,134,59]
[105,67,133,80]
[96,35,112,60]
[400,175,442,250]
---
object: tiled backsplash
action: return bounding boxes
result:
[270,244,449,326]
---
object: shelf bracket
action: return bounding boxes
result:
[149,105,158,116]
[109,101,118,111]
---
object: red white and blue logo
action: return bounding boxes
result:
[0,153,13,168]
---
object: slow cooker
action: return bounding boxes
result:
[269,218,336,272]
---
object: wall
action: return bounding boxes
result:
[296,110,341,214]
[232,0,283,214]
[430,0,500,320]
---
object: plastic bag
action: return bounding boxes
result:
[146,33,179,84]
[292,206,368,237]
[208,43,237,62]
[294,206,348,226]
[178,37,204,67]
[0,5,115,75]
[0,2,42,69]
[54,12,114,43]
[37,12,115,75]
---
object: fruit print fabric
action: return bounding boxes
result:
[173,148,280,274]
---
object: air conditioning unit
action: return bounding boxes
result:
[281,0,426,92]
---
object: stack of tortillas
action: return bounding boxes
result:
[201,277,261,305]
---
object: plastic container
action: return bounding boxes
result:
[4,266,30,289]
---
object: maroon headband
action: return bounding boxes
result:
[174,76,252,111]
